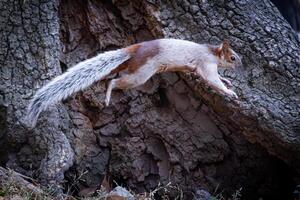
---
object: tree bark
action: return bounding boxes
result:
[0,0,74,189]
[1,0,299,199]
[0,167,43,195]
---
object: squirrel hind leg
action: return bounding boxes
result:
[105,77,136,106]
[105,68,155,106]
[105,80,115,106]
[105,77,135,106]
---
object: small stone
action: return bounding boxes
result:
[194,189,212,200]
[106,186,134,200]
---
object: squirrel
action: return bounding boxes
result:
[26,38,242,127]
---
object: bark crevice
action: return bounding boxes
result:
[0,0,299,199]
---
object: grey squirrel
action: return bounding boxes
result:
[26,38,242,127]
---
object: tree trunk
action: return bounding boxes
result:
[1,0,299,199]
[0,0,74,189]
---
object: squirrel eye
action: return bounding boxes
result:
[230,55,236,61]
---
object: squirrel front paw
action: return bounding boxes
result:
[221,79,233,88]
[226,90,238,99]
[105,96,111,106]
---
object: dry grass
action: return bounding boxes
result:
[0,169,242,200]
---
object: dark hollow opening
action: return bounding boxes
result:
[245,156,297,200]
[270,0,300,32]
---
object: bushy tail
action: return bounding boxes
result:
[26,49,130,128]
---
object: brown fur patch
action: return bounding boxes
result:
[208,42,233,62]
[208,45,222,58]
[158,65,192,73]
[222,40,233,62]
[223,49,233,63]
[111,40,160,74]
[124,43,141,55]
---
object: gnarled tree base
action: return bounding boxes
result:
[0,0,299,199]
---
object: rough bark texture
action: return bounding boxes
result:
[0,0,299,199]
[0,167,43,195]
[271,0,300,32]
[0,0,74,188]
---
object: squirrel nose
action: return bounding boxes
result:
[235,63,244,74]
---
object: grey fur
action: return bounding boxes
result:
[26,49,130,128]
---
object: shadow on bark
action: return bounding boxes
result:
[0,0,299,199]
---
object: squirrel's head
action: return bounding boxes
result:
[214,40,243,69]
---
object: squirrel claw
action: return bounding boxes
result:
[105,98,110,107]
[226,82,233,88]
[222,79,233,88]
[226,90,238,99]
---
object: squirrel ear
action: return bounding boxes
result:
[223,39,230,50]
[218,40,230,53]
